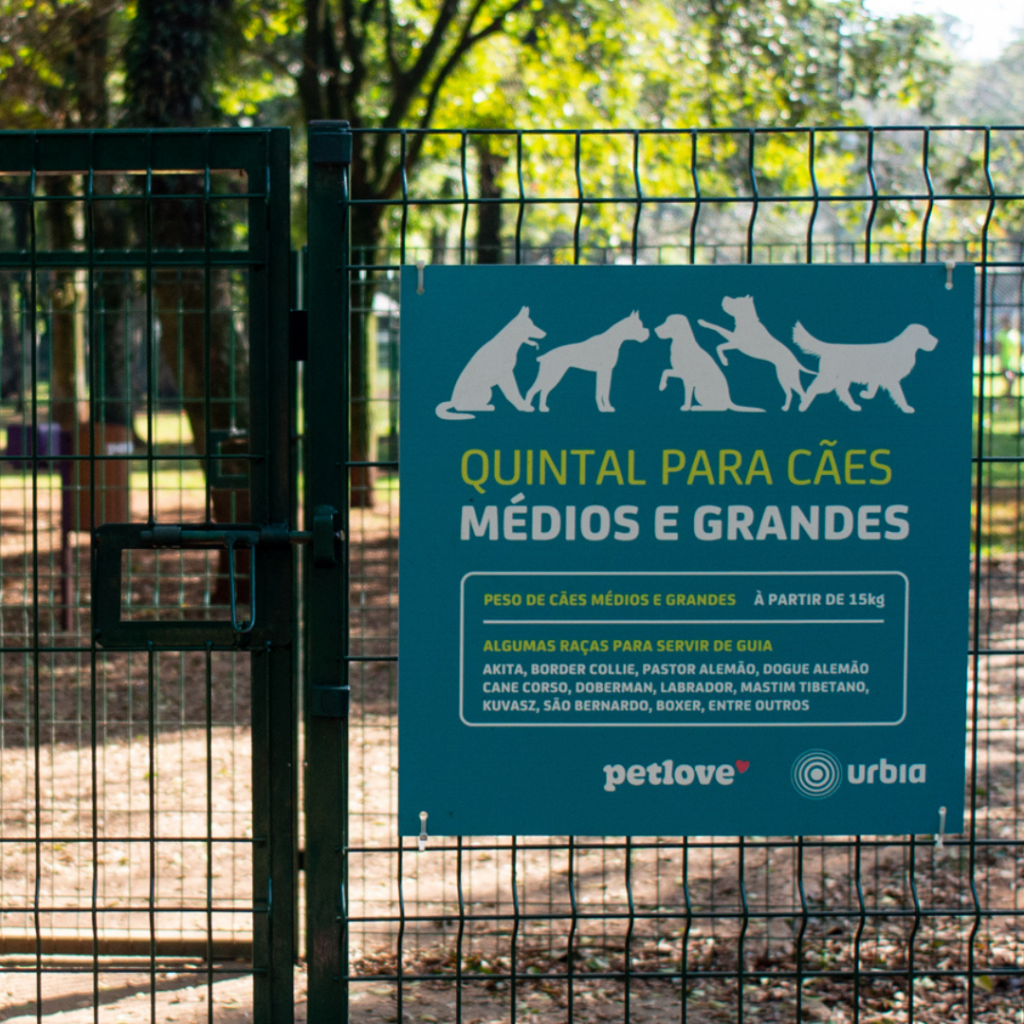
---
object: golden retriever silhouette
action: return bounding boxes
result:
[699,295,815,411]
[656,315,764,412]
[525,311,649,413]
[792,322,938,413]
[436,306,545,420]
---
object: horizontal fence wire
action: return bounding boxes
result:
[340,126,1024,1023]
[0,129,285,1021]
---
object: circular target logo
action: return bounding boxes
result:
[791,750,843,800]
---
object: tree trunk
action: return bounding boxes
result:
[149,178,251,537]
[46,177,81,433]
[70,7,110,128]
[475,139,506,264]
[92,236,131,427]
[72,6,131,428]
[148,183,251,599]
[125,0,247,597]
[0,276,22,404]
[0,183,29,403]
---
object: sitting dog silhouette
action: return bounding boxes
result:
[656,314,764,412]
[792,322,938,413]
[436,306,545,420]
[699,295,815,411]
[525,311,649,413]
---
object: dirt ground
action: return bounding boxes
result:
[1,479,1022,1022]
[2,966,263,1023]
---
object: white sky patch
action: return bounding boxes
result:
[862,0,1024,60]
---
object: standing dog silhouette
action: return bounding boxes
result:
[792,321,938,413]
[656,314,764,412]
[525,311,649,412]
[698,295,815,411]
[435,306,545,420]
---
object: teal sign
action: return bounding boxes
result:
[399,264,973,837]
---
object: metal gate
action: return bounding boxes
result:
[303,123,1024,1023]
[0,129,296,1020]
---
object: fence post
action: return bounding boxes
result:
[305,119,352,1023]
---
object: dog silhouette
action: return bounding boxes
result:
[792,322,938,413]
[656,314,764,412]
[698,295,815,411]
[525,311,649,413]
[436,306,545,420]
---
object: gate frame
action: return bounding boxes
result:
[0,127,297,1020]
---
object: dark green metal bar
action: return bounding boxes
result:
[84,140,102,1024]
[27,150,42,1024]
[147,642,158,1022]
[0,250,261,268]
[304,119,352,1024]
[144,137,156,524]
[203,139,214,523]
[249,126,297,1024]
[288,244,303,965]
[0,129,280,176]
[206,645,216,1021]
[806,129,818,263]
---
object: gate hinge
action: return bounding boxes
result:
[311,684,349,718]
[313,505,340,567]
[289,310,308,361]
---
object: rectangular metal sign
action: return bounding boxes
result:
[399,264,973,837]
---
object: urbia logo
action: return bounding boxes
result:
[791,749,843,799]
[791,749,928,799]
[603,759,750,792]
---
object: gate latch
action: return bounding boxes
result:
[93,522,313,649]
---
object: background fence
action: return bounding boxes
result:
[328,126,1024,1024]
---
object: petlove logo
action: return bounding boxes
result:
[791,749,929,800]
[603,759,750,792]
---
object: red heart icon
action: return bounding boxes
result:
[735,760,750,773]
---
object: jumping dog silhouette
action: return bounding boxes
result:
[656,314,764,412]
[436,306,545,420]
[525,311,649,412]
[792,321,938,413]
[698,295,815,411]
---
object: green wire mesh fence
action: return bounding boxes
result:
[1,122,1021,1024]
[331,126,1023,1024]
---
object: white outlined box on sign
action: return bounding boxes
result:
[460,571,909,728]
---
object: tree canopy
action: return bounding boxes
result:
[0,0,955,209]
[0,0,998,505]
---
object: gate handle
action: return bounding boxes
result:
[227,534,256,634]
[144,525,260,636]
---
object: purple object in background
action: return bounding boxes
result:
[5,421,68,470]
